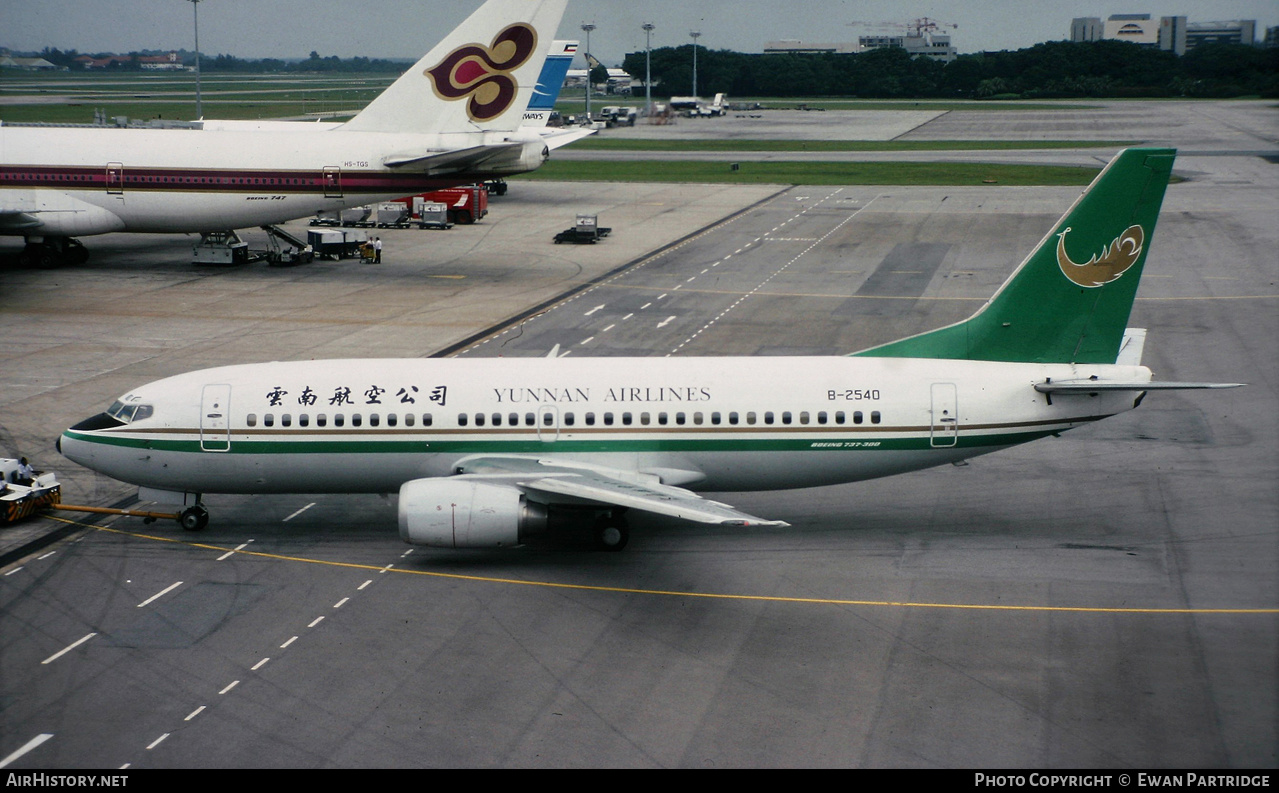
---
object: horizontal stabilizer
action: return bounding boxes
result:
[542,127,597,150]
[1035,379,1244,394]
[383,142,523,171]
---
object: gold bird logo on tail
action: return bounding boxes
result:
[1056,224,1145,288]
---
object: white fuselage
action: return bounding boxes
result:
[0,124,539,237]
[59,356,1149,497]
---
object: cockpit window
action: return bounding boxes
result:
[107,401,154,424]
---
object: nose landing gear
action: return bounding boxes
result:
[179,504,210,532]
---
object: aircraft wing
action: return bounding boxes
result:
[0,210,43,230]
[452,456,790,527]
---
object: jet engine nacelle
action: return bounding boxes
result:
[398,479,548,548]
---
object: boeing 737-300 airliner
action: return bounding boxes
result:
[57,148,1242,550]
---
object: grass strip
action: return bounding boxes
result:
[567,138,1131,152]
[517,160,1102,186]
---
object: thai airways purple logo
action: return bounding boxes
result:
[426,24,538,122]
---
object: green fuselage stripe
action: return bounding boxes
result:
[66,424,1093,455]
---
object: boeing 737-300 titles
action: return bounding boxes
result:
[57,148,1241,550]
[0,0,570,266]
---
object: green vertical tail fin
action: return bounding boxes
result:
[853,148,1176,364]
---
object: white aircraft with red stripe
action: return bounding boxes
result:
[0,0,568,266]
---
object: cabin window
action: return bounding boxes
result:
[781,412,792,425]
[458,413,468,427]
[764,412,774,425]
[281,414,293,427]
[508,413,519,426]
[622,412,633,426]
[711,412,721,425]
[675,413,686,426]
[871,411,882,424]
[541,413,553,426]
[246,414,257,428]
[799,412,810,425]
[603,413,614,426]
[728,412,739,425]
[692,413,702,425]
[423,414,433,427]
[386,414,397,427]
[299,414,310,428]
[585,412,596,426]
[524,413,535,426]
[564,413,575,426]
[316,414,328,427]
[402,413,413,427]
[263,414,275,428]
[638,413,650,426]
[351,414,362,427]
[333,414,345,428]
[474,413,485,427]
[369,414,379,427]
[835,411,845,425]
[491,413,502,426]
[853,411,863,425]
[817,411,827,425]
[746,412,757,425]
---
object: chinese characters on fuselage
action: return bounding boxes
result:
[266,384,447,408]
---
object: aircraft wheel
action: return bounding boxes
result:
[180,505,210,532]
[38,248,60,268]
[66,240,89,265]
[594,515,629,552]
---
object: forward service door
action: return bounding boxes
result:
[200,384,232,452]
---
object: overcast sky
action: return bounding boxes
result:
[5,1,1276,63]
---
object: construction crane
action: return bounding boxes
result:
[848,18,958,37]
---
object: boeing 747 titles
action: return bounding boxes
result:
[57,148,1242,550]
[0,0,569,266]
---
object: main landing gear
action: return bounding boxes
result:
[20,237,89,268]
[593,511,630,552]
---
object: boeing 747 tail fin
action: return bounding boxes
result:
[340,0,568,135]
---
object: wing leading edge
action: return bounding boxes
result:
[452,456,790,527]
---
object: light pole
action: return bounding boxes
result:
[580,23,596,122]
[188,0,202,119]
[641,23,654,117]
[689,30,701,98]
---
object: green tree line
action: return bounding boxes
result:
[20,47,408,73]
[621,41,1279,99]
